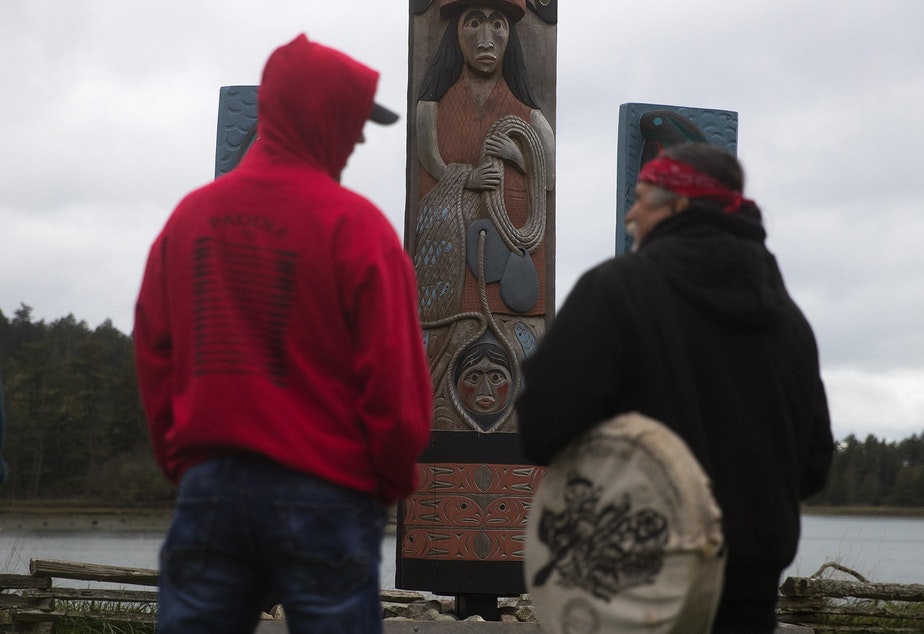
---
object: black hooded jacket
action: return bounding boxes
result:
[516,204,834,612]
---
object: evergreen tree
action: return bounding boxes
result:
[0,305,171,503]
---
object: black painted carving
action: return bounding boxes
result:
[466,219,509,283]
[411,0,557,23]
[411,0,434,14]
[526,0,557,23]
[638,110,708,165]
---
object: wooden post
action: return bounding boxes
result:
[215,85,258,178]
[399,0,557,612]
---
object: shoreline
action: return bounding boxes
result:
[0,502,175,533]
[2,502,923,533]
[0,502,401,533]
[801,504,924,518]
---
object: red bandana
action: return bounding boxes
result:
[638,156,752,213]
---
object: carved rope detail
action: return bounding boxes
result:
[482,115,547,255]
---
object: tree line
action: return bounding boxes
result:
[0,304,922,507]
[0,304,173,503]
[807,432,924,507]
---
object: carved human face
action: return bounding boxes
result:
[458,6,510,78]
[457,355,512,414]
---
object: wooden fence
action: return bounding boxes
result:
[7,558,924,633]
[778,563,924,633]
[0,559,158,633]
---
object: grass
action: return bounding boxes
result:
[0,539,25,575]
[32,601,157,634]
[1,543,158,634]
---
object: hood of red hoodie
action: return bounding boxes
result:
[255,34,379,179]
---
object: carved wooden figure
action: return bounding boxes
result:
[411,0,556,433]
[400,0,557,604]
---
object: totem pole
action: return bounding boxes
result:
[616,103,739,254]
[399,0,557,617]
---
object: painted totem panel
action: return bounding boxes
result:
[399,0,557,596]
[215,85,259,178]
[615,103,739,254]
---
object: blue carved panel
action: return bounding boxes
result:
[616,103,738,255]
[215,85,259,178]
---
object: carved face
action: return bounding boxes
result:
[456,355,512,414]
[457,6,510,78]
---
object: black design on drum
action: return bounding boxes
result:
[532,471,669,601]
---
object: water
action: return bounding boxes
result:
[782,514,924,584]
[3,515,923,589]
[0,527,402,590]
[1,530,165,588]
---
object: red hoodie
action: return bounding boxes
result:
[134,34,432,504]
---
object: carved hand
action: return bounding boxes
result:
[467,162,502,191]
[485,134,526,173]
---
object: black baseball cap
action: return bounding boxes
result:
[370,102,399,125]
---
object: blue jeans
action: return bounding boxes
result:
[156,453,386,634]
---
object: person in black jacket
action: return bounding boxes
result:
[516,143,834,633]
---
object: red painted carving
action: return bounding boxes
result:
[403,494,531,526]
[415,463,544,493]
[402,462,545,561]
[402,528,527,560]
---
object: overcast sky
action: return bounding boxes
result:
[2,1,922,442]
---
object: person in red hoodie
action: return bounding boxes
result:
[134,34,432,633]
